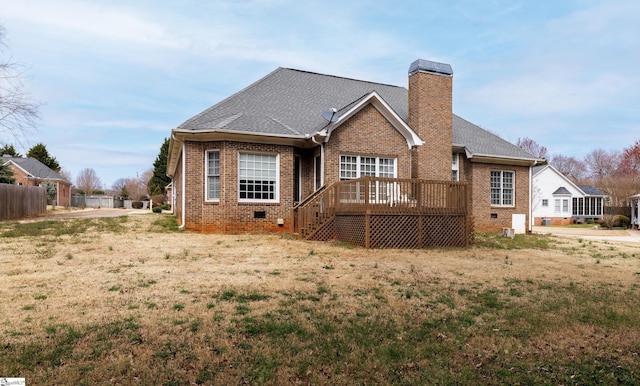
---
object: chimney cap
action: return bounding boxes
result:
[409,59,453,77]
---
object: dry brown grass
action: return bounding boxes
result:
[1,214,639,384]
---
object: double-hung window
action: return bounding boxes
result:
[490,170,514,206]
[206,150,220,201]
[238,153,278,202]
[452,153,459,181]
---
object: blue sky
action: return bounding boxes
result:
[1,0,638,189]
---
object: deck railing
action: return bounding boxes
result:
[293,177,469,240]
[333,176,468,215]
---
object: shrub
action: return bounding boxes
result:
[600,214,614,228]
[151,194,166,206]
[615,215,631,228]
[152,206,162,214]
[132,201,143,209]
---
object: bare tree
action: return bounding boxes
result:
[111,178,129,197]
[549,154,587,183]
[584,149,620,182]
[516,137,548,160]
[0,25,40,145]
[76,168,102,195]
[112,171,152,200]
[58,168,73,184]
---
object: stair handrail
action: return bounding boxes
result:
[293,182,338,236]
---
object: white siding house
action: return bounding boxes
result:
[631,194,640,229]
[532,165,606,226]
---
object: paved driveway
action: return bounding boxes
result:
[532,226,640,244]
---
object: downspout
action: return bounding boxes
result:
[528,165,533,233]
[180,142,186,229]
[310,133,325,187]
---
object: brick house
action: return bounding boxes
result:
[2,155,72,207]
[167,59,543,238]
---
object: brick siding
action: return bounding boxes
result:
[467,162,531,232]
[408,70,453,181]
[173,63,534,235]
[181,141,294,233]
[323,104,411,184]
[5,163,71,207]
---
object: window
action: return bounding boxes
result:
[542,199,549,207]
[339,155,396,179]
[340,155,397,203]
[452,153,459,181]
[554,196,570,213]
[238,153,278,202]
[378,158,395,178]
[340,155,358,180]
[490,170,514,206]
[206,150,220,201]
[572,197,603,216]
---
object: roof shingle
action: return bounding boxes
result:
[177,67,538,161]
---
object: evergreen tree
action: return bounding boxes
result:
[44,181,57,203]
[0,162,15,184]
[148,138,171,196]
[0,144,21,157]
[27,143,60,171]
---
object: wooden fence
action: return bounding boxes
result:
[0,183,47,220]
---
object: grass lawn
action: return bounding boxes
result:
[1,214,639,384]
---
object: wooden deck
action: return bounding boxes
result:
[293,177,473,248]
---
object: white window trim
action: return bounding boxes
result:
[452,153,459,181]
[490,170,515,207]
[339,154,397,179]
[238,152,280,203]
[205,149,220,202]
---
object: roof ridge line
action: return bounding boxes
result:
[282,68,405,90]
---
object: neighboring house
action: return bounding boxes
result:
[167,59,543,238]
[630,194,640,229]
[2,155,72,207]
[532,164,606,225]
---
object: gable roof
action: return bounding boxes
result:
[2,156,69,183]
[532,164,606,198]
[553,187,572,195]
[532,165,547,176]
[171,67,541,169]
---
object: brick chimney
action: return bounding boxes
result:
[408,59,453,181]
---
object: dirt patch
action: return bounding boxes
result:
[27,207,147,220]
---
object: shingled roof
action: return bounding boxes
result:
[578,185,606,196]
[2,156,68,182]
[175,67,539,163]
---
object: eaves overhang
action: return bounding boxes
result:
[166,128,313,177]
[465,151,545,167]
